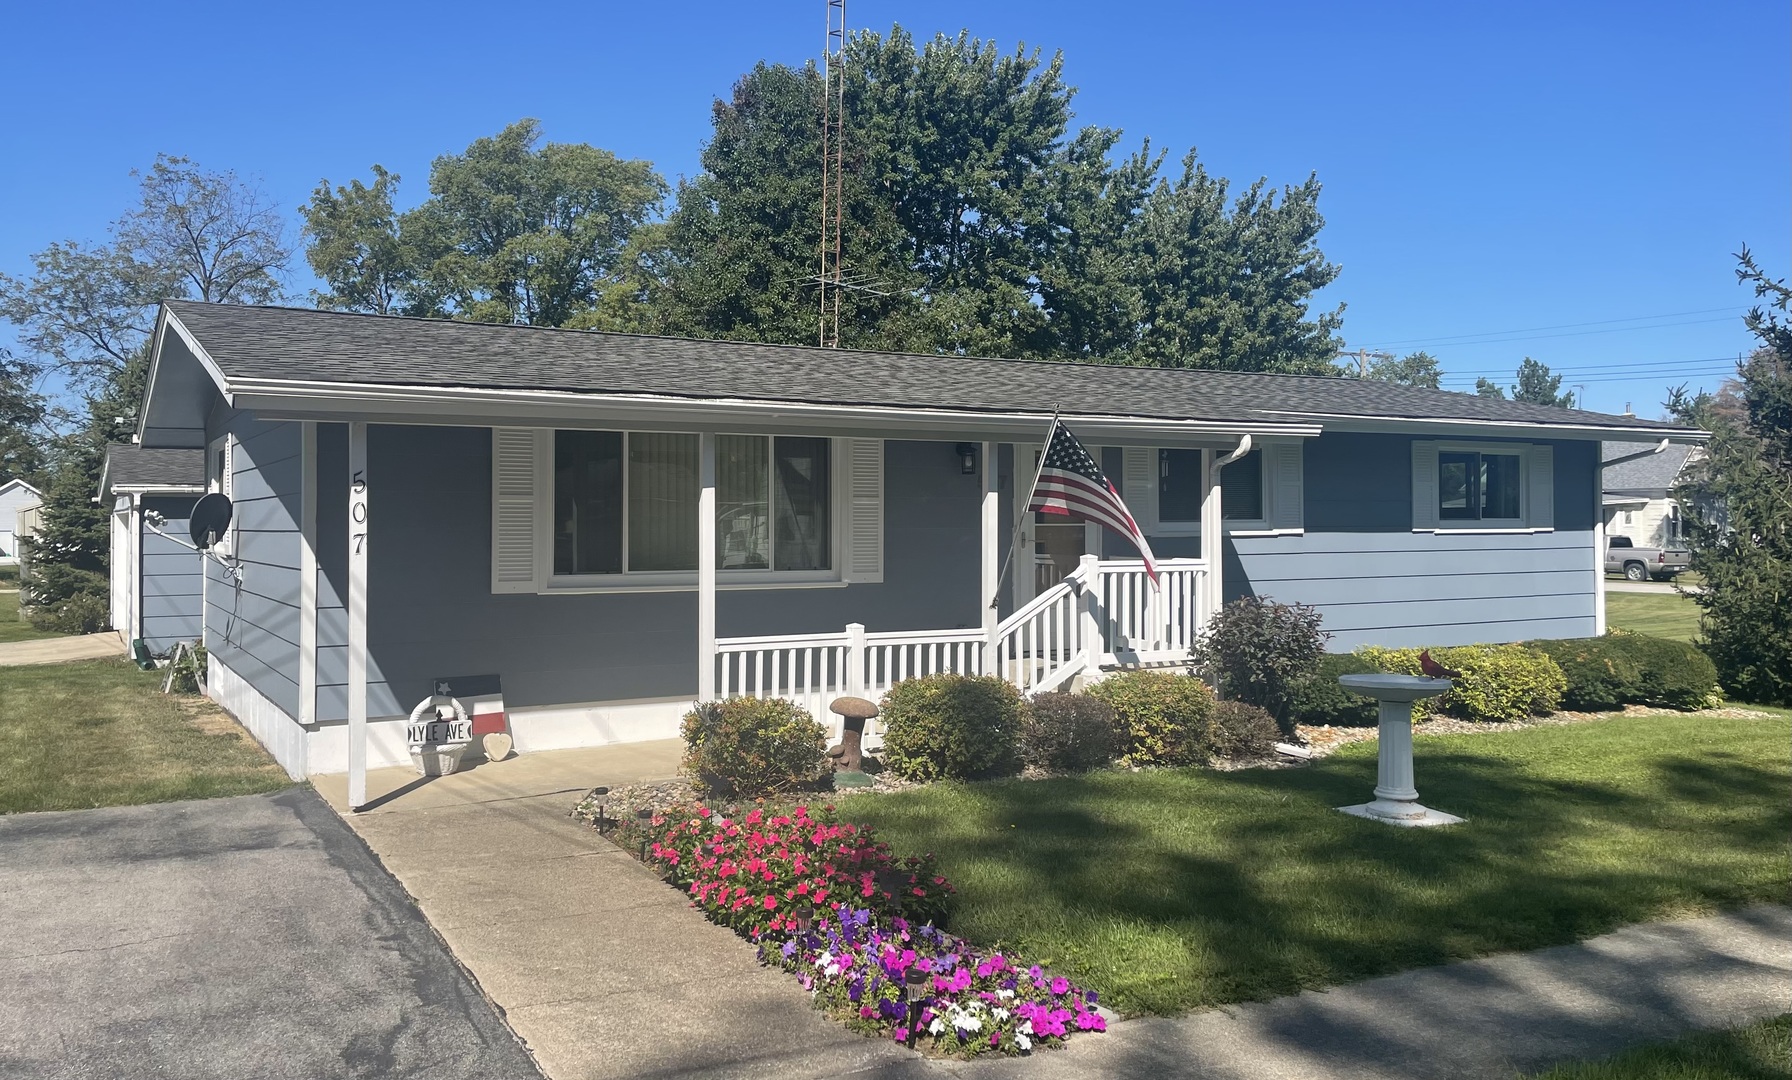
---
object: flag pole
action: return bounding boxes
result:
[990,410,1059,609]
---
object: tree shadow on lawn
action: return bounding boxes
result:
[853,736,1790,1016]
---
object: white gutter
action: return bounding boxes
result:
[1600,438,1672,469]
[1258,412,1708,442]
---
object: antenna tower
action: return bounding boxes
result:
[818,0,846,347]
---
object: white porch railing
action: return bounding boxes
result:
[713,556,1211,726]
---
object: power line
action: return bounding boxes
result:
[1355,306,1748,349]
[1438,354,1743,378]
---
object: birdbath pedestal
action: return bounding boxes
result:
[1336,674,1464,827]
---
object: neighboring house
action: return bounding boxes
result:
[135,301,1704,789]
[1602,441,1695,548]
[0,478,43,566]
[99,444,207,654]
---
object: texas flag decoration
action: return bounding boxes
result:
[433,673,509,758]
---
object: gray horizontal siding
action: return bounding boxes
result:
[204,414,303,719]
[137,496,203,654]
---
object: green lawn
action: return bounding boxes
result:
[0,589,67,644]
[1529,1013,1791,1079]
[0,658,291,813]
[844,714,1791,1016]
[1605,590,1703,641]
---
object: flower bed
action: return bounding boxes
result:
[577,792,1108,1058]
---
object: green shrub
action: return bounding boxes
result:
[1291,653,1381,726]
[1087,670,1217,767]
[1019,692,1116,773]
[1210,700,1279,759]
[1529,634,1721,711]
[880,674,1025,782]
[27,587,110,635]
[1358,643,1566,722]
[1189,596,1327,732]
[681,697,828,798]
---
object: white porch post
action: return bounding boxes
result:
[1593,460,1608,635]
[697,431,717,702]
[1077,552,1102,674]
[299,422,318,725]
[1201,447,1222,626]
[347,422,369,811]
[980,440,999,675]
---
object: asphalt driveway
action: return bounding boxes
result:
[0,787,542,1080]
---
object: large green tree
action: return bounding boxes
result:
[1510,356,1575,408]
[305,120,667,326]
[0,157,291,628]
[633,27,1342,369]
[1674,249,1792,705]
[0,349,48,487]
[1361,350,1442,388]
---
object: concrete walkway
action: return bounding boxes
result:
[314,742,929,1080]
[318,745,1788,1080]
[0,631,124,666]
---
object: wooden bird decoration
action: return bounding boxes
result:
[1418,650,1462,679]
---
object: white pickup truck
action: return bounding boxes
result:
[1605,535,1692,582]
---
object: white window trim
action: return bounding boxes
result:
[539,430,847,594]
[1151,439,1304,538]
[1415,440,1555,534]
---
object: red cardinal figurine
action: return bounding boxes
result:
[1418,650,1461,679]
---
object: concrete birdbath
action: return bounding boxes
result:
[1336,674,1464,827]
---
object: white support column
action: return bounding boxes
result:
[1077,552,1102,674]
[347,422,369,811]
[1201,447,1222,626]
[299,422,318,725]
[1593,459,1608,635]
[697,431,717,702]
[980,440,999,675]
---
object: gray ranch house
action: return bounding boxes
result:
[135,301,1703,801]
[99,444,206,655]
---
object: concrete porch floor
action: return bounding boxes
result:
[313,740,929,1080]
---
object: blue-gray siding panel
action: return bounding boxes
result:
[306,426,982,721]
[1124,433,1600,650]
[136,496,202,654]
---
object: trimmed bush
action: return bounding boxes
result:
[1358,643,1566,722]
[1291,653,1381,726]
[1210,700,1279,759]
[1189,596,1327,732]
[880,674,1025,782]
[1529,634,1721,711]
[1019,692,1117,773]
[1087,670,1217,767]
[681,697,828,798]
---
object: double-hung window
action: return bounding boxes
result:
[1413,440,1554,532]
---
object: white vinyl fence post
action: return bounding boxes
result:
[1078,553,1102,678]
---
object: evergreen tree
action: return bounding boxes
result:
[1675,249,1792,704]
[1510,356,1575,408]
[1475,377,1506,398]
[0,349,48,487]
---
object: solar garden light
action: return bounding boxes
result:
[635,806,654,859]
[903,966,929,1048]
[794,901,813,934]
[588,786,611,831]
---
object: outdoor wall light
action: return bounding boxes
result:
[955,443,978,475]
[903,966,930,1047]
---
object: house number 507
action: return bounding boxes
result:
[351,469,368,555]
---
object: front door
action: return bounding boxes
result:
[1014,443,1100,606]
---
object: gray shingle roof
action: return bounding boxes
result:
[102,444,205,493]
[165,301,1698,434]
[1602,441,1694,492]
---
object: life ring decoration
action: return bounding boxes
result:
[407,696,471,748]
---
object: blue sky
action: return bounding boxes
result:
[2,0,1786,418]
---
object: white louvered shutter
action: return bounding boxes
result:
[842,439,884,583]
[1121,447,1159,534]
[1270,442,1304,531]
[1411,441,1439,531]
[1527,443,1555,530]
[492,428,541,593]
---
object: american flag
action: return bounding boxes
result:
[1025,419,1158,583]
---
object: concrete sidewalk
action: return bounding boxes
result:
[938,905,1792,1080]
[314,742,929,1080]
[0,631,124,666]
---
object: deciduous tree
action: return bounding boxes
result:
[1363,350,1442,388]
[1510,356,1575,408]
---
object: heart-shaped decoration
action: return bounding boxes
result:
[482,732,514,762]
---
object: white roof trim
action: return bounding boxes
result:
[1263,411,1708,442]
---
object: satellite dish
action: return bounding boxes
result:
[189,493,234,551]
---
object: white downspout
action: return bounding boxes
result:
[1204,436,1253,624]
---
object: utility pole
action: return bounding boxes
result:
[818,0,846,348]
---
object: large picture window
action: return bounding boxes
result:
[553,430,830,579]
